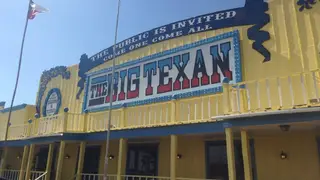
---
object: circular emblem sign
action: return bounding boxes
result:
[43,88,62,117]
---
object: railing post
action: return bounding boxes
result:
[83,110,89,132]
[55,141,66,180]
[117,138,127,180]
[19,145,29,180]
[170,135,178,180]
[63,107,69,132]
[171,95,177,123]
[222,78,232,114]
[35,113,40,135]
[120,104,127,128]
[45,144,54,180]
[76,142,86,180]
[241,130,253,180]
[27,119,33,137]
[25,144,35,180]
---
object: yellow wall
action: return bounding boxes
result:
[254,132,320,180]
[0,105,36,126]
[39,0,320,116]
[5,147,24,170]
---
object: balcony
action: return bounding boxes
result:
[2,70,320,141]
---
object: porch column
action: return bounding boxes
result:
[25,144,35,180]
[241,130,253,180]
[45,144,54,180]
[0,147,8,175]
[19,145,29,180]
[170,135,177,180]
[225,128,236,180]
[55,141,66,180]
[117,138,127,180]
[76,142,86,180]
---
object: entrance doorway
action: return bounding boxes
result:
[205,141,245,180]
[126,143,158,177]
[82,145,101,174]
[33,144,58,180]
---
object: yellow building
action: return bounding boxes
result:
[1,0,320,180]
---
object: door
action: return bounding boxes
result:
[126,143,158,178]
[82,145,101,174]
[206,141,245,180]
[33,144,58,180]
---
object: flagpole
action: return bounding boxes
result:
[104,0,121,179]
[0,0,32,169]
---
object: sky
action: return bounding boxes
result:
[0,0,245,107]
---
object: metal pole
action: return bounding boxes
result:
[104,0,121,179]
[3,0,31,145]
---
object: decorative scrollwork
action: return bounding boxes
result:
[297,0,320,11]
[36,66,71,116]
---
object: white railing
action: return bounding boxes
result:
[87,110,122,132]
[0,169,20,180]
[33,171,47,180]
[67,113,85,132]
[34,114,64,136]
[177,94,223,123]
[121,175,170,180]
[75,173,117,180]
[125,102,172,128]
[229,71,320,113]
[7,124,29,140]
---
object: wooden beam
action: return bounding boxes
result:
[241,130,253,180]
[55,141,66,180]
[117,138,127,180]
[170,135,178,180]
[76,142,86,180]
[45,144,54,180]
[25,144,35,180]
[19,145,29,180]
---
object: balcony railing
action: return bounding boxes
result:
[0,169,20,180]
[2,70,320,141]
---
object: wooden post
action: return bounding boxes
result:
[241,130,253,180]
[63,108,69,132]
[25,144,35,180]
[0,147,8,176]
[225,128,236,180]
[170,135,177,180]
[120,106,126,128]
[222,78,232,114]
[27,119,33,137]
[83,110,89,132]
[117,138,127,180]
[19,145,29,180]
[171,99,176,123]
[76,142,86,180]
[45,144,54,180]
[55,141,66,180]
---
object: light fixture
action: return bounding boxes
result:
[177,154,182,159]
[280,151,288,160]
[64,154,70,159]
[108,155,114,160]
[279,125,290,132]
[16,154,21,160]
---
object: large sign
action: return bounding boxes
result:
[77,0,270,99]
[83,31,241,112]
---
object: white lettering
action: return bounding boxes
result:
[226,11,236,18]
[215,13,225,20]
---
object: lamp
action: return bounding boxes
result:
[279,125,290,132]
[280,151,288,160]
[64,154,70,159]
[108,155,114,160]
[177,154,182,159]
[16,154,21,160]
